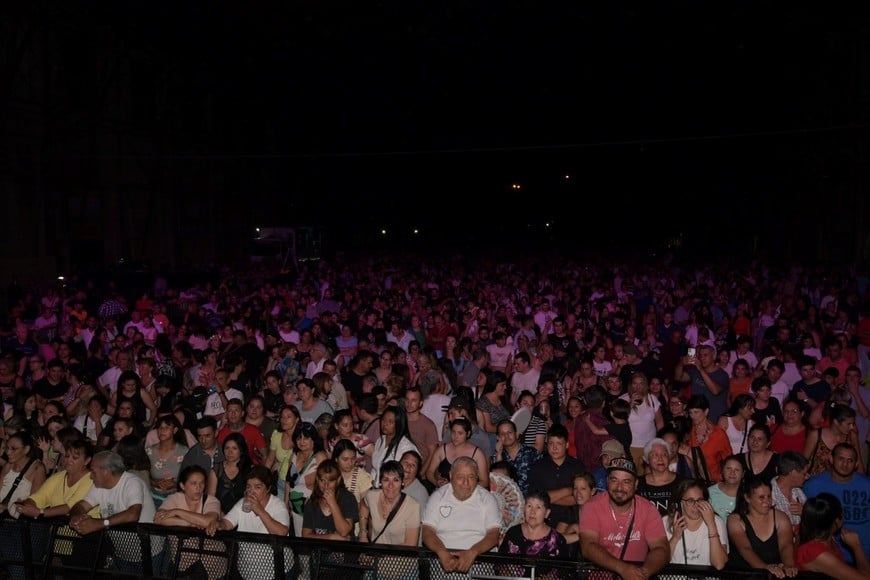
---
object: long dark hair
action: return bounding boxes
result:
[725,394,755,417]
[734,476,771,515]
[381,406,414,462]
[153,414,188,446]
[223,432,252,472]
[799,493,842,544]
[293,422,325,454]
[331,438,358,462]
[116,434,150,471]
[666,478,710,521]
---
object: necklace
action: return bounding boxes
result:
[695,422,710,444]
[610,499,635,530]
[378,492,398,518]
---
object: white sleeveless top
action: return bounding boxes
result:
[0,464,35,519]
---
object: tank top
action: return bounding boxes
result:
[728,512,781,569]
[213,461,247,514]
[725,416,751,455]
[436,444,479,480]
[807,428,835,478]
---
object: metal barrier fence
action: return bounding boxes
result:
[0,516,833,580]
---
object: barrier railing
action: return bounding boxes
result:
[0,516,832,580]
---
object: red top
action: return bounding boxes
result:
[689,423,732,482]
[796,539,844,571]
[770,426,807,455]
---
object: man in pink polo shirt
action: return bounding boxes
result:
[579,457,669,580]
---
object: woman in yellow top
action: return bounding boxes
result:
[14,440,94,568]
[15,439,93,519]
[263,405,300,500]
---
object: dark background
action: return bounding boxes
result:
[2,2,868,271]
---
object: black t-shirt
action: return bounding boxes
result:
[302,489,359,536]
[261,388,283,416]
[546,333,580,358]
[33,377,69,400]
[637,475,684,516]
[526,455,585,525]
[341,369,367,403]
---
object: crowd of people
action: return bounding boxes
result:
[0,251,869,578]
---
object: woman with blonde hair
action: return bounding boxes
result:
[620,372,665,474]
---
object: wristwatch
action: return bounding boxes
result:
[103,518,110,528]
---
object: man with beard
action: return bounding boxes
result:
[804,442,870,564]
[579,457,669,580]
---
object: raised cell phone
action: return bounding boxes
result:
[687,347,696,358]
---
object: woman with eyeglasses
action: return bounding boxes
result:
[665,393,689,423]
[664,478,728,568]
[770,399,808,455]
[0,432,47,518]
[373,348,395,386]
[20,355,43,396]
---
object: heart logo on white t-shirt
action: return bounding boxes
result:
[439,505,452,518]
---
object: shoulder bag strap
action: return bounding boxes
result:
[1,457,37,506]
[618,498,636,562]
[691,446,711,483]
[371,493,406,544]
[738,419,749,454]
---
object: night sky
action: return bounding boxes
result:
[9,3,868,258]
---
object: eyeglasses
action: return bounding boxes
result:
[681,498,704,506]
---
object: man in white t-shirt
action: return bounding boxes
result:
[69,451,158,572]
[509,351,540,403]
[304,342,329,379]
[422,456,500,574]
[218,466,293,580]
[385,321,413,353]
[98,348,135,400]
[486,331,514,374]
[203,368,244,427]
